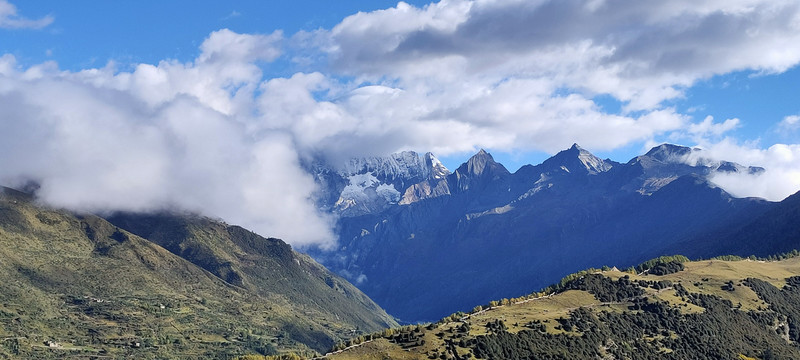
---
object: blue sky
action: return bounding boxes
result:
[1,1,430,73]
[2,0,800,246]
[2,0,797,167]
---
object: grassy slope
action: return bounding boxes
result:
[104,212,396,336]
[0,188,396,359]
[326,257,800,360]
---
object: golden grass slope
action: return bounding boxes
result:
[325,256,800,360]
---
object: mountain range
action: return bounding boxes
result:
[3,141,800,358]
[308,143,798,322]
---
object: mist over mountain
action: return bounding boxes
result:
[308,143,789,322]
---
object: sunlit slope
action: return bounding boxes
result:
[0,187,396,359]
[326,256,800,360]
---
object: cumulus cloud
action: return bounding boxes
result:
[0,30,336,248]
[675,115,800,201]
[688,116,740,138]
[273,0,800,159]
[326,0,800,109]
[0,0,53,29]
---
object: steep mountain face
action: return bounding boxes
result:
[0,187,396,359]
[451,149,511,192]
[667,189,800,258]
[307,151,451,217]
[310,144,777,322]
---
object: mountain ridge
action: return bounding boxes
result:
[309,143,784,322]
[307,151,452,217]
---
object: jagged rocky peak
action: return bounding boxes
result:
[340,150,450,182]
[342,150,427,180]
[397,153,451,205]
[457,149,509,177]
[542,143,612,174]
[424,152,450,180]
[714,160,765,175]
[324,150,453,216]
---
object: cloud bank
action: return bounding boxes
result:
[2,1,800,246]
[0,30,335,248]
[699,140,800,201]
[283,0,800,157]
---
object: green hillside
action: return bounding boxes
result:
[104,211,396,337]
[326,255,800,360]
[0,187,396,359]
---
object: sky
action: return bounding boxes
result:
[1,0,799,247]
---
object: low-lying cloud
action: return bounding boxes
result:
[699,140,800,201]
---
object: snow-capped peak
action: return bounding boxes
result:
[424,152,450,180]
[341,151,428,180]
[323,151,452,216]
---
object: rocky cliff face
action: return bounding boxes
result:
[308,151,451,217]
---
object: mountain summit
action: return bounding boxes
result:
[642,143,696,162]
[308,151,451,217]
[457,149,506,177]
[452,149,510,192]
[424,152,450,180]
[540,143,612,175]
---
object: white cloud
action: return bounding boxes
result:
[696,140,800,201]
[677,118,800,202]
[270,0,800,159]
[0,0,53,29]
[688,116,740,138]
[326,0,800,107]
[0,30,335,248]
[222,10,242,21]
[779,114,800,132]
[290,1,800,203]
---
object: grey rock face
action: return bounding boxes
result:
[308,151,451,217]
